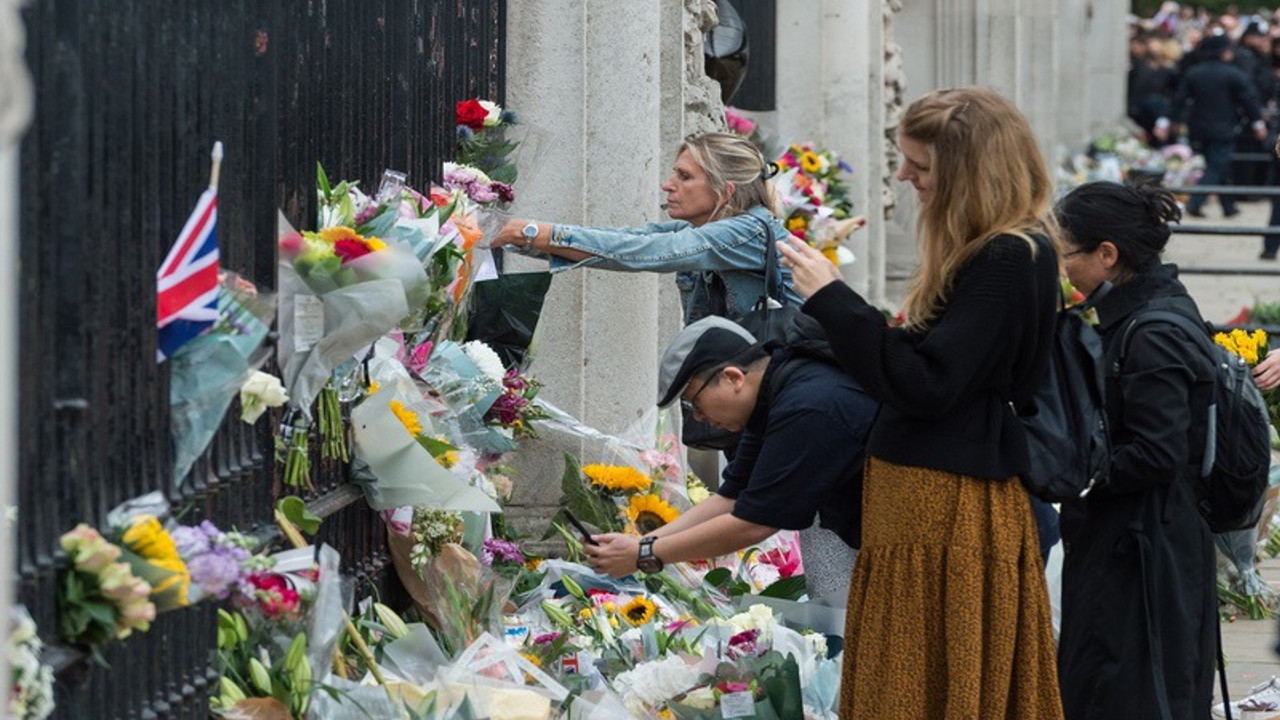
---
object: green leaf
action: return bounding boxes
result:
[703,567,732,588]
[317,162,332,199]
[559,454,620,532]
[759,575,808,601]
[418,435,458,458]
[276,496,321,536]
[488,164,517,185]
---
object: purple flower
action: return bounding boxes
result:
[491,182,515,203]
[481,538,525,566]
[533,631,562,645]
[188,549,248,599]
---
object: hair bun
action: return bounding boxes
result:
[1134,182,1182,226]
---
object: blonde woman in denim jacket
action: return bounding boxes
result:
[490,132,800,323]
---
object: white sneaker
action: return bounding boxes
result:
[1214,677,1280,720]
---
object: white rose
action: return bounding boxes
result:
[478,100,503,127]
[240,371,289,424]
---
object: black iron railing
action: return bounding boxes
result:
[17,1,503,718]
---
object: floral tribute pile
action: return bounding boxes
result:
[21,97,845,720]
[1054,128,1205,198]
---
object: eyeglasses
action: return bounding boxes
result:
[1062,248,1091,259]
[679,368,721,415]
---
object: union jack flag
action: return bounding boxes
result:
[156,187,219,362]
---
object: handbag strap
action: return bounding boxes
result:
[752,214,787,309]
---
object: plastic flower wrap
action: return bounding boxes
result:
[169,271,275,484]
[7,605,55,720]
[348,341,501,513]
[275,205,429,487]
[56,524,155,653]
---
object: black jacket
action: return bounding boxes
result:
[803,232,1058,480]
[1058,265,1216,720]
[1170,58,1263,141]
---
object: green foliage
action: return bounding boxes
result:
[275,496,322,536]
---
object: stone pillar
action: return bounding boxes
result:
[0,0,31,690]
[503,0,709,540]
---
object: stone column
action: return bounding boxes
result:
[502,0,704,540]
[0,0,31,687]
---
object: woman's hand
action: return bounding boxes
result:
[776,235,842,298]
[1255,351,1280,391]
[490,218,533,249]
[583,533,641,578]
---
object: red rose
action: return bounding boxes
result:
[333,237,372,263]
[456,99,487,131]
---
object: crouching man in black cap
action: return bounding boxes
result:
[583,316,877,600]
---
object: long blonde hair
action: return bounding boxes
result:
[899,87,1059,330]
[678,132,782,218]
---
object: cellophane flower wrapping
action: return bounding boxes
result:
[169,272,275,484]
[276,211,428,420]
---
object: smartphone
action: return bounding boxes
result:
[562,509,599,546]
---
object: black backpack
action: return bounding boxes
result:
[1118,309,1271,533]
[1014,303,1112,502]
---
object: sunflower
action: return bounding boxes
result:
[390,400,423,437]
[582,463,652,494]
[800,151,822,173]
[626,494,679,535]
[621,595,657,626]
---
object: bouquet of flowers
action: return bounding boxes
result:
[169,271,275,484]
[56,524,155,655]
[348,343,501,513]
[773,142,862,266]
[7,606,55,720]
[276,189,430,487]
[170,519,261,602]
[214,545,346,718]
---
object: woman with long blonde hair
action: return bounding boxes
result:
[778,86,1064,718]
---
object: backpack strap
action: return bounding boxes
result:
[1118,307,1216,462]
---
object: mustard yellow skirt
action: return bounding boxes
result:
[839,458,1063,720]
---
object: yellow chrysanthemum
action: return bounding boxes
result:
[626,494,679,535]
[390,400,423,437]
[121,516,191,606]
[785,215,808,232]
[520,652,543,668]
[800,151,822,173]
[582,464,652,494]
[621,596,657,626]
[318,226,359,244]
[525,557,543,572]
[122,516,179,561]
[1217,329,1263,365]
[366,236,387,252]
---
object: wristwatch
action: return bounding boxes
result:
[521,221,539,248]
[636,536,664,573]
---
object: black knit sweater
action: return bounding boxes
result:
[802,233,1059,480]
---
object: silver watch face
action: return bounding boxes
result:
[522,222,538,238]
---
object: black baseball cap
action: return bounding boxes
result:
[656,316,758,407]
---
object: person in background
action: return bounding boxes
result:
[1156,33,1267,218]
[1053,181,1217,720]
[583,315,876,601]
[776,86,1063,719]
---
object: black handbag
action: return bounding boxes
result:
[681,216,794,452]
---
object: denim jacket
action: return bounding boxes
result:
[547,205,801,324]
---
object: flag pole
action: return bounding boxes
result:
[209,141,223,190]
